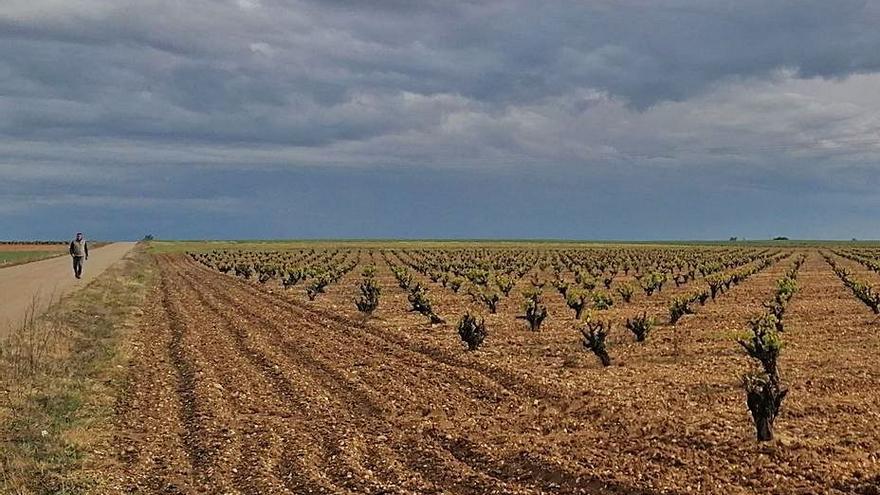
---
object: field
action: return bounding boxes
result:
[0,243,67,266]
[103,242,880,493]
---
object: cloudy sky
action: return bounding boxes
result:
[2,0,880,240]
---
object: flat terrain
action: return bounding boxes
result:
[0,243,67,267]
[0,242,137,336]
[109,245,880,494]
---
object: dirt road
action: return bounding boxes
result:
[0,242,137,336]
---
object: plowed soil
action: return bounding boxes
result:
[0,243,66,252]
[111,250,880,494]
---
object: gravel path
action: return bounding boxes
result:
[0,242,136,336]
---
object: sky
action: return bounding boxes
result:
[2,0,880,241]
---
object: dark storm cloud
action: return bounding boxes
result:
[3,0,880,142]
[1,0,880,239]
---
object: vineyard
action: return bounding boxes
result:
[117,243,880,494]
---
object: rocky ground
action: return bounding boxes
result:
[108,250,880,494]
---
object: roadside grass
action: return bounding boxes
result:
[0,244,155,494]
[0,243,110,268]
[0,251,65,267]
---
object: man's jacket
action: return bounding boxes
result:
[69,240,88,258]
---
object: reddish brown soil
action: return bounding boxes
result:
[0,243,66,252]
[112,250,880,494]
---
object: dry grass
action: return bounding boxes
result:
[0,251,66,267]
[0,245,156,494]
[1,291,63,377]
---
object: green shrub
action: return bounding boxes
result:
[695,289,710,305]
[457,312,487,351]
[467,269,489,286]
[738,314,782,378]
[392,266,413,290]
[762,301,786,331]
[638,272,666,296]
[603,276,614,289]
[495,275,515,296]
[565,289,589,319]
[234,263,253,279]
[576,271,597,290]
[616,283,634,303]
[517,289,548,331]
[738,311,788,441]
[529,273,546,289]
[479,289,501,314]
[673,273,687,287]
[355,277,381,315]
[283,269,305,288]
[706,275,724,300]
[743,372,787,442]
[552,277,570,298]
[625,311,654,342]
[775,277,798,305]
[581,317,612,367]
[668,297,693,324]
[306,276,329,300]
[591,290,614,310]
[407,284,444,324]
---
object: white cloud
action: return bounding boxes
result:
[236,0,261,11]
[248,42,273,57]
[1,0,880,232]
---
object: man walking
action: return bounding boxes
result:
[69,232,89,279]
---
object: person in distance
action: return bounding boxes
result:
[69,232,89,279]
